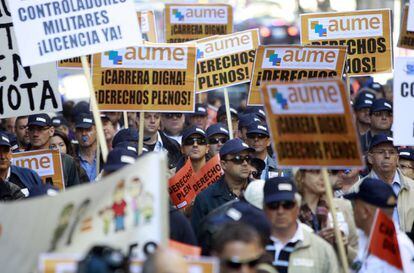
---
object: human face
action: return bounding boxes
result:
[370,111,393,131]
[15,117,29,146]
[162,113,185,136]
[208,134,229,157]
[368,143,398,175]
[102,120,116,142]
[264,200,299,232]
[56,125,69,137]
[102,112,121,125]
[181,134,209,161]
[28,125,54,149]
[219,115,239,134]
[221,151,251,182]
[0,146,12,171]
[220,241,263,273]
[144,113,161,136]
[5,117,16,133]
[75,126,97,148]
[355,108,371,125]
[302,170,326,195]
[50,136,67,154]
[245,134,270,154]
[189,115,208,130]
[399,159,414,180]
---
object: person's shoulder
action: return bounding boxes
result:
[160,131,180,147]
[11,165,37,176]
[400,171,414,188]
[61,153,76,163]
[303,228,336,253]
[333,197,353,211]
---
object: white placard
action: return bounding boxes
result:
[393,57,414,145]
[408,0,414,31]
[7,0,142,66]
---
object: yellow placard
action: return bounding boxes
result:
[165,3,233,43]
[247,45,347,105]
[300,9,392,76]
[92,44,197,112]
[12,149,65,190]
[261,79,363,168]
[196,29,260,93]
[398,5,414,50]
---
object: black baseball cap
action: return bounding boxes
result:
[182,126,207,142]
[238,114,262,129]
[217,105,239,121]
[191,103,208,117]
[103,148,138,172]
[263,177,297,204]
[28,114,51,127]
[75,113,95,129]
[244,106,266,121]
[369,134,394,151]
[5,132,18,152]
[52,116,69,127]
[399,148,414,161]
[353,94,374,110]
[112,128,138,147]
[344,178,397,208]
[370,98,392,114]
[206,123,229,138]
[219,138,254,158]
[246,122,270,137]
[0,132,11,147]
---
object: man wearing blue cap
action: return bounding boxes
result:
[217,105,239,138]
[191,138,254,236]
[180,126,209,173]
[398,148,414,180]
[353,91,375,135]
[263,177,339,273]
[102,148,137,177]
[344,178,414,272]
[188,103,209,130]
[351,134,414,233]
[238,113,262,142]
[360,98,393,153]
[206,123,229,158]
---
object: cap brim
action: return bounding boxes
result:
[264,192,295,204]
[371,107,392,113]
[343,192,358,201]
[369,140,393,150]
[76,123,94,129]
[354,104,372,110]
[247,130,270,137]
[28,122,48,127]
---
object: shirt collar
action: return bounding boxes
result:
[371,170,400,185]
[154,131,164,152]
[270,221,304,245]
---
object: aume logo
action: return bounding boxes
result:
[268,82,344,114]
[170,6,228,24]
[307,13,384,41]
[101,46,188,69]
[403,62,414,75]
[261,47,339,70]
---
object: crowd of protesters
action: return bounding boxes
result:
[1,76,414,273]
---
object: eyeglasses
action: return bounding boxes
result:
[372,111,392,117]
[224,155,252,165]
[28,126,50,132]
[247,134,268,139]
[208,137,228,144]
[371,149,398,156]
[266,201,296,210]
[222,256,261,269]
[164,113,183,119]
[182,137,207,146]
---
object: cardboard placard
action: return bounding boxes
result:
[8,0,142,66]
[408,0,414,31]
[191,154,223,195]
[1,153,169,273]
[57,56,91,69]
[398,5,414,50]
[260,79,363,168]
[0,4,62,119]
[92,44,197,112]
[169,240,202,257]
[196,29,260,93]
[138,10,158,43]
[165,3,233,43]
[392,57,414,146]
[168,159,195,209]
[12,149,65,190]
[247,45,347,105]
[300,9,392,76]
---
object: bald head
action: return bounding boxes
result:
[142,248,188,273]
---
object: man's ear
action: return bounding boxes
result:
[221,160,227,171]
[367,152,373,165]
[266,137,271,147]
[49,126,55,137]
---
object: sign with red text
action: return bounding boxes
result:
[12,149,64,190]
[260,79,363,168]
[168,159,195,209]
[8,0,142,66]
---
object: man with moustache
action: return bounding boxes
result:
[180,126,210,173]
[14,116,29,151]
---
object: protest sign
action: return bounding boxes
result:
[168,159,195,209]
[397,5,414,50]
[165,3,233,43]
[12,149,65,191]
[169,240,202,257]
[393,57,414,145]
[138,10,158,43]
[300,9,392,75]
[0,153,168,273]
[260,79,363,168]
[408,0,414,31]
[57,56,91,69]
[0,4,62,118]
[191,154,223,195]
[247,45,347,105]
[92,44,197,112]
[368,209,403,271]
[7,0,142,66]
[196,29,260,93]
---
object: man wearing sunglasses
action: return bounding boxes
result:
[161,112,185,145]
[351,134,414,233]
[180,126,209,173]
[360,98,393,153]
[398,148,414,180]
[263,177,339,273]
[191,138,254,236]
[206,123,229,157]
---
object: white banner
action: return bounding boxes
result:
[7,0,142,66]
[0,3,62,118]
[408,0,414,31]
[393,57,414,145]
[0,152,168,273]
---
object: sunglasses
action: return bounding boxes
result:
[266,201,296,210]
[208,137,228,144]
[224,155,252,165]
[222,257,261,269]
[247,134,268,139]
[183,137,207,146]
[164,113,183,119]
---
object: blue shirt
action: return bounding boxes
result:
[78,154,97,182]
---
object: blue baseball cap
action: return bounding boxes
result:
[217,105,239,121]
[206,123,229,138]
[190,103,208,117]
[238,114,262,129]
[353,93,374,110]
[244,106,266,121]
[344,178,397,208]
[0,132,11,147]
[112,128,138,147]
[263,177,297,204]
[219,138,254,158]
[75,113,95,129]
[370,98,392,114]
[103,148,138,172]
[113,141,138,154]
[28,114,51,127]
[182,126,207,142]
[5,132,18,152]
[369,134,394,151]
[246,122,270,137]
[399,148,414,161]
[52,116,69,127]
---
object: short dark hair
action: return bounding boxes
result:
[53,130,74,156]
[212,222,262,254]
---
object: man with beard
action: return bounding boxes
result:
[180,126,209,173]
[14,116,29,151]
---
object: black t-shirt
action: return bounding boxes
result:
[8,172,26,189]
[146,143,156,152]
